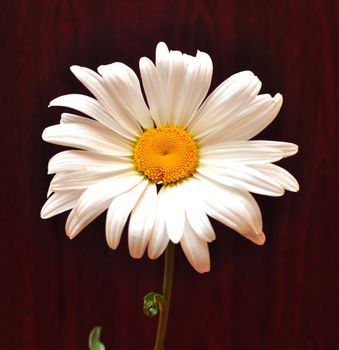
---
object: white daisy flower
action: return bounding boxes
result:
[41,42,299,273]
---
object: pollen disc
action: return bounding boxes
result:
[133,127,199,185]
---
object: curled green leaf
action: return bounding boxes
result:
[143,292,166,317]
[143,292,159,317]
[88,326,106,350]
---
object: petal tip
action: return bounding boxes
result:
[105,237,119,250]
[129,250,143,259]
[147,250,159,260]
[41,128,49,141]
[156,41,169,51]
[291,181,300,192]
[48,97,59,107]
[169,236,181,244]
[40,207,47,219]
[66,230,76,240]
[97,65,105,75]
[70,65,81,72]
[195,263,210,274]
[274,93,283,104]
[291,144,299,156]
[255,231,266,245]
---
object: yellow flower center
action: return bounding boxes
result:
[133,127,199,185]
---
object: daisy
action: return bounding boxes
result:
[41,42,299,273]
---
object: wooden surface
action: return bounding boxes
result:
[1,0,338,349]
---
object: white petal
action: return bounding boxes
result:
[42,123,132,156]
[128,183,157,258]
[163,50,186,125]
[187,71,261,138]
[49,94,134,140]
[70,65,142,138]
[180,180,216,242]
[41,191,82,219]
[141,43,213,128]
[65,173,143,239]
[185,206,216,243]
[246,141,298,157]
[191,176,265,245]
[48,150,131,174]
[140,43,185,127]
[250,163,299,192]
[60,113,103,127]
[155,42,170,84]
[147,186,170,259]
[200,142,284,165]
[180,220,210,273]
[180,51,213,128]
[139,56,167,126]
[46,183,53,198]
[198,165,284,196]
[163,185,186,243]
[49,168,136,192]
[201,140,298,161]
[97,63,154,129]
[201,93,283,145]
[105,179,148,249]
[59,113,135,151]
[168,50,213,127]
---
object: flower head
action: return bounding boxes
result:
[41,42,299,273]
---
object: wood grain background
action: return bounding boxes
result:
[1,0,338,349]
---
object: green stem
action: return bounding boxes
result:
[153,242,175,350]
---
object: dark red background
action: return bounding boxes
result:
[1,0,338,349]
